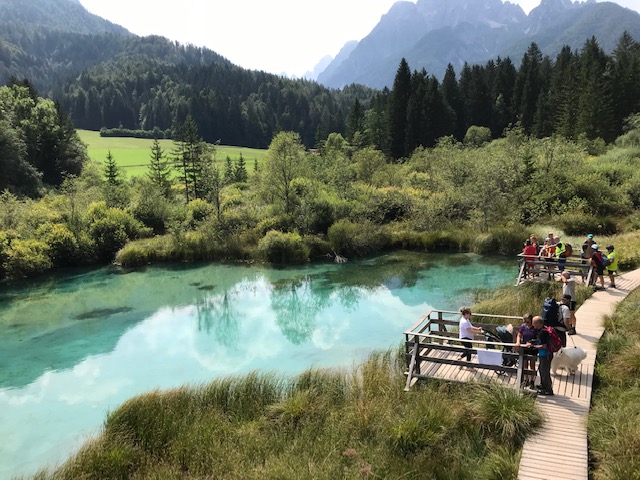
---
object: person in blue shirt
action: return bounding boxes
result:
[526,316,554,396]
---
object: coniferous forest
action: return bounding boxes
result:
[47,33,640,153]
[2,31,640,282]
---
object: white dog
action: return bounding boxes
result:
[551,347,587,375]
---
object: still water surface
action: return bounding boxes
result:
[0,252,514,478]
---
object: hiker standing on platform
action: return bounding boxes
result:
[529,316,554,396]
[561,271,577,335]
[458,307,483,370]
[605,245,618,288]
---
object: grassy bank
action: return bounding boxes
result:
[77,130,267,178]
[31,351,541,480]
[588,288,640,479]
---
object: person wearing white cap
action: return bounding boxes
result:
[590,244,606,289]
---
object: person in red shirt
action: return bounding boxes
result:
[523,240,537,277]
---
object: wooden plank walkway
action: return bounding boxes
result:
[518,268,640,480]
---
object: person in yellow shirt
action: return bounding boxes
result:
[605,245,618,288]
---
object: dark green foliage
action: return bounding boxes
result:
[103,150,121,186]
[0,84,86,196]
[233,153,248,183]
[147,138,172,198]
[388,58,412,160]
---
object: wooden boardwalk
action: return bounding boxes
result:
[518,268,640,480]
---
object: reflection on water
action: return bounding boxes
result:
[0,251,513,478]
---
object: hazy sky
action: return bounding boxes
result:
[78,0,640,77]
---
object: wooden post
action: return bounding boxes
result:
[515,349,525,392]
[404,340,419,391]
[516,258,527,286]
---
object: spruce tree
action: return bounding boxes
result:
[172,116,206,202]
[576,37,615,142]
[442,64,464,140]
[104,150,121,186]
[388,58,412,160]
[514,43,543,134]
[224,156,234,184]
[347,98,365,143]
[234,153,248,183]
[147,138,172,198]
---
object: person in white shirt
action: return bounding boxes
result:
[458,306,483,370]
[560,295,572,334]
[561,271,577,335]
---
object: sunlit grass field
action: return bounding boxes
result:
[77,130,267,178]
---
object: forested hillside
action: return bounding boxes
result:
[2,0,639,151]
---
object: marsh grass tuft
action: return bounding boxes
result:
[590,288,640,479]
[470,383,542,445]
[34,348,543,480]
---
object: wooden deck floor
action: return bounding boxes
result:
[517,268,640,480]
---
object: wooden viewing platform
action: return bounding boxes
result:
[403,310,534,391]
[403,269,640,480]
[516,253,594,286]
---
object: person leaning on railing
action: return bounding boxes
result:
[515,313,538,389]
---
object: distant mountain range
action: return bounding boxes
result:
[316,0,640,89]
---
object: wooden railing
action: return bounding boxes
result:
[403,310,536,391]
[515,253,594,286]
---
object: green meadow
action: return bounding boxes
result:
[77,130,267,177]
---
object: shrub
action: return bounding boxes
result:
[86,202,151,262]
[3,238,52,278]
[556,212,617,236]
[327,219,389,256]
[115,242,156,267]
[302,234,332,259]
[472,226,525,255]
[257,230,309,264]
[35,222,78,266]
[186,198,213,226]
[464,125,492,147]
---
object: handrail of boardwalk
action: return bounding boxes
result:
[517,267,640,480]
[403,310,536,391]
[515,253,594,286]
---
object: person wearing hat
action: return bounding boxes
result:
[582,234,595,259]
[561,271,577,335]
[590,243,606,290]
[605,245,618,288]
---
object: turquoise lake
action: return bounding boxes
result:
[0,252,515,478]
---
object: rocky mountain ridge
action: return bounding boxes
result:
[317,0,640,88]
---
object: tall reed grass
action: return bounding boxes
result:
[589,288,640,479]
[32,350,541,480]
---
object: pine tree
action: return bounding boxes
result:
[388,58,412,160]
[576,37,615,141]
[147,138,172,198]
[223,156,234,184]
[172,116,206,202]
[104,150,121,186]
[442,64,464,140]
[347,98,365,142]
[234,153,248,183]
[514,43,543,134]
[610,31,640,137]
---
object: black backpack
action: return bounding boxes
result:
[542,297,568,334]
[542,298,560,327]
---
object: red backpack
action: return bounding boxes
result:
[545,326,562,353]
